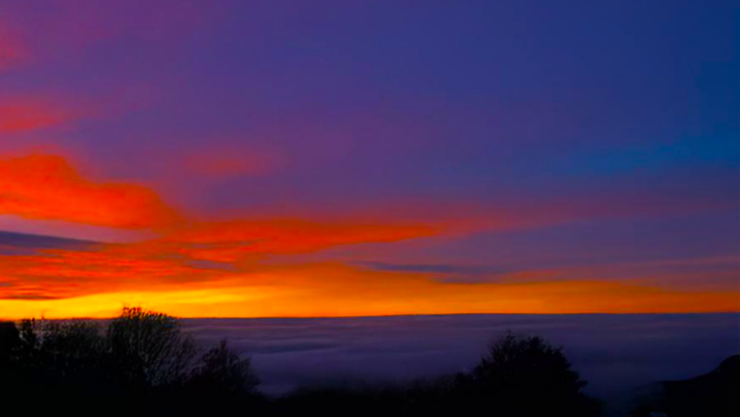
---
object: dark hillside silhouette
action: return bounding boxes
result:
[631,354,740,417]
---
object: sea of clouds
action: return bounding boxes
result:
[183,313,740,400]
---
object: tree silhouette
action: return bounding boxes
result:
[181,340,264,415]
[189,339,259,396]
[0,321,19,361]
[34,320,106,390]
[0,321,21,393]
[462,331,601,417]
[0,308,264,415]
[107,307,197,389]
[2,314,612,416]
[273,332,601,416]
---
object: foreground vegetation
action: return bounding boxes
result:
[13,307,735,416]
[0,308,261,415]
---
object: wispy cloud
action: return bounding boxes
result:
[0,230,96,255]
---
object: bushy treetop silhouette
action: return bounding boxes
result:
[458,331,599,416]
[473,331,586,392]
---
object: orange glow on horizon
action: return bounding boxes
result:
[1,269,738,320]
[0,154,738,319]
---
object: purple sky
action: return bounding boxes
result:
[0,0,738,317]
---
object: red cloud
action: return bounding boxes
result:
[0,245,224,300]
[160,219,437,262]
[0,155,181,229]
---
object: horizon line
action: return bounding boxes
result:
[3,311,739,322]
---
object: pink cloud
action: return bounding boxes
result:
[0,23,26,71]
[182,149,285,178]
[0,101,66,133]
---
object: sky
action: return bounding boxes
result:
[0,0,738,318]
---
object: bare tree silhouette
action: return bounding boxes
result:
[107,307,197,388]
